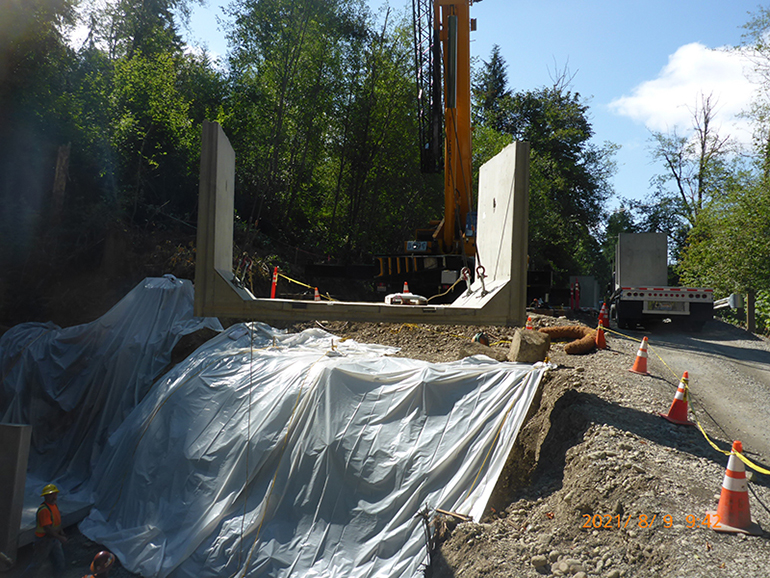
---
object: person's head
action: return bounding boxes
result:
[41,484,59,504]
[90,551,115,576]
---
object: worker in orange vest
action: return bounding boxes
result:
[22,483,68,577]
[82,551,115,578]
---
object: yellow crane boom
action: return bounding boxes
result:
[435,0,474,257]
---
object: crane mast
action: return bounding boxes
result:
[372,0,476,298]
[412,0,475,257]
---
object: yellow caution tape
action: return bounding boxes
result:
[733,450,770,475]
[684,384,770,475]
[276,272,337,301]
[278,272,312,290]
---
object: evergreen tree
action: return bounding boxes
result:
[472,44,510,131]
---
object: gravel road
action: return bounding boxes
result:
[638,321,770,462]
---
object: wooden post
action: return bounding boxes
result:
[747,290,756,334]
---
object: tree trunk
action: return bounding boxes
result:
[51,143,71,226]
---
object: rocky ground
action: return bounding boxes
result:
[6,311,770,578]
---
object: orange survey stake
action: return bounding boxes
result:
[581,513,722,530]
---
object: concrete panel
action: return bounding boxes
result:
[570,275,601,310]
[0,424,31,565]
[195,120,241,318]
[451,142,529,326]
[615,232,668,288]
[193,121,530,327]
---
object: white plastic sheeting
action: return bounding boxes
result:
[80,323,549,578]
[0,275,222,495]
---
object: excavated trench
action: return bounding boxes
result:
[485,372,595,517]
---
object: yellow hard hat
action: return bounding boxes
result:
[41,484,59,496]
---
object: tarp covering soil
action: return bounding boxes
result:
[79,323,549,578]
[1,276,549,577]
[0,275,222,498]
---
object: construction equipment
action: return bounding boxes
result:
[375,0,477,297]
[610,233,713,331]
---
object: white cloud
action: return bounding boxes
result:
[610,43,760,146]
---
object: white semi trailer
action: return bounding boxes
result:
[610,233,713,331]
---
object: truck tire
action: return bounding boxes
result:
[615,300,642,330]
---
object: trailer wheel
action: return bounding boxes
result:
[611,303,628,329]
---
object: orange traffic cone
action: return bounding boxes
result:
[629,337,650,375]
[707,441,763,535]
[314,287,321,301]
[403,281,411,293]
[595,325,606,349]
[599,303,609,328]
[526,316,533,330]
[660,372,694,425]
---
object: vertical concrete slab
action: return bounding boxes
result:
[481,141,529,280]
[451,142,529,326]
[195,120,237,318]
[0,424,31,565]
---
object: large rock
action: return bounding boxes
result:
[508,328,550,363]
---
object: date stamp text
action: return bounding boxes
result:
[581,513,721,530]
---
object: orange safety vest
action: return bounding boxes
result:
[34,502,61,538]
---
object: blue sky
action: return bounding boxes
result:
[179,0,762,210]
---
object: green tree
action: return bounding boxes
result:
[79,0,202,59]
[472,44,510,131]
[741,6,770,179]
[69,0,216,224]
[472,52,616,287]
[647,94,732,235]
[506,80,616,284]
[224,0,433,258]
[109,51,199,221]
[0,0,79,267]
[225,0,358,240]
[678,169,770,295]
[323,14,437,257]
